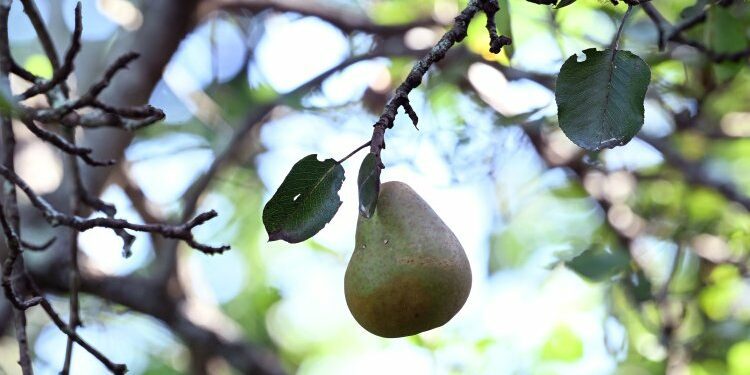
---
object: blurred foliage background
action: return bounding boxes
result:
[3,0,750,374]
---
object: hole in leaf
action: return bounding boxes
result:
[293,193,301,201]
[575,52,587,62]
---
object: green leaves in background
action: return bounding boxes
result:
[24,54,53,79]
[728,341,750,375]
[705,6,749,82]
[262,154,345,243]
[555,48,651,151]
[565,245,630,282]
[540,325,584,362]
[357,153,381,218]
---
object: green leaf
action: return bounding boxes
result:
[262,154,345,243]
[555,0,577,9]
[497,0,514,58]
[357,152,381,218]
[555,48,651,151]
[566,246,630,282]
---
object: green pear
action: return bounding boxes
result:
[344,181,472,338]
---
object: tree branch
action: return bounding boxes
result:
[18,1,81,100]
[19,0,61,69]
[207,0,438,35]
[369,0,509,174]
[29,259,285,374]
[0,163,230,254]
[0,2,34,373]
[641,2,750,62]
[641,135,750,211]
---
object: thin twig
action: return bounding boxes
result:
[641,1,750,62]
[19,0,61,69]
[480,0,512,53]
[10,60,37,82]
[0,201,43,310]
[61,128,82,375]
[19,116,116,166]
[34,294,127,374]
[369,0,509,176]
[19,0,81,99]
[640,1,669,50]
[21,237,55,251]
[28,52,141,122]
[338,141,371,164]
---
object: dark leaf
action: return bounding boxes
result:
[566,246,630,282]
[555,48,651,151]
[526,0,558,5]
[555,0,577,9]
[623,269,653,303]
[357,152,381,218]
[679,0,708,20]
[262,154,345,243]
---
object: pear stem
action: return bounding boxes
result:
[338,141,372,164]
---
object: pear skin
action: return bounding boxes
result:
[344,181,472,338]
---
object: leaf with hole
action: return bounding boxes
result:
[555,48,651,151]
[262,154,345,243]
[357,152,381,218]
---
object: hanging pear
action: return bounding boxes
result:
[344,181,472,338]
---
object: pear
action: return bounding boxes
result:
[344,181,472,338]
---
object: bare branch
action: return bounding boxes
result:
[18,0,82,99]
[480,0,512,53]
[19,0,61,69]
[0,3,35,374]
[30,52,141,121]
[61,129,82,375]
[0,201,42,310]
[0,163,230,254]
[13,310,34,375]
[21,237,55,251]
[641,2,750,62]
[9,60,37,83]
[33,292,128,374]
[19,116,116,166]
